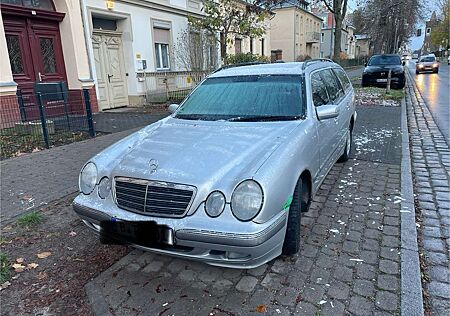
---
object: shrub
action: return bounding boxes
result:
[225,53,270,65]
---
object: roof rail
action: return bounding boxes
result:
[212,61,269,73]
[301,58,334,70]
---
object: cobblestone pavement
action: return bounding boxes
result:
[406,77,450,315]
[85,106,404,316]
[0,128,138,223]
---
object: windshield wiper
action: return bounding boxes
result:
[227,115,302,122]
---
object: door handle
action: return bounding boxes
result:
[38,72,45,82]
[107,74,113,83]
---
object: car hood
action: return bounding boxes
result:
[109,117,301,189]
[364,65,403,72]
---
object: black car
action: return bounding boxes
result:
[362,54,405,89]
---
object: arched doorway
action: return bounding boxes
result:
[1,0,67,103]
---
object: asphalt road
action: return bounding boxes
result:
[406,59,450,143]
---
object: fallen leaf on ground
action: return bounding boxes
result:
[16,258,24,263]
[27,263,39,269]
[0,281,11,291]
[69,231,77,237]
[37,252,52,259]
[255,305,267,313]
[12,263,26,272]
[37,272,47,280]
[32,147,40,153]
[73,258,85,262]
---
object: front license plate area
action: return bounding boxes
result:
[376,78,388,83]
[99,220,174,247]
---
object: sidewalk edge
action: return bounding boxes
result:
[400,78,424,316]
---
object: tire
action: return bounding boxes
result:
[282,177,310,255]
[416,70,420,74]
[434,69,439,73]
[338,124,353,162]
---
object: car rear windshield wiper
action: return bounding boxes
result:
[227,115,302,122]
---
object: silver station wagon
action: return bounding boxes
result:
[73,60,356,268]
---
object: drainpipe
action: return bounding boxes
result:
[294,10,296,60]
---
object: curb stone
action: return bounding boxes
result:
[400,73,424,316]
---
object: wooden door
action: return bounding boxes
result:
[4,15,67,119]
[92,32,128,110]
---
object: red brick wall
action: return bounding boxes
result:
[0,94,21,129]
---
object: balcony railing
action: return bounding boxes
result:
[306,32,320,43]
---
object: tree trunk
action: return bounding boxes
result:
[220,32,227,63]
[334,17,343,63]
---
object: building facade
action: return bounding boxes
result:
[355,34,371,57]
[1,0,97,123]
[270,1,322,61]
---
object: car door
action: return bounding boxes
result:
[332,68,353,147]
[310,70,339,186]
[319,69,345,168]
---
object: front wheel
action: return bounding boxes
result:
[338,125,352,162]
[282,178,310,255]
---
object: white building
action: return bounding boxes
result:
[81,0,205,109]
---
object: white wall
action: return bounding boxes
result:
[83,0,200,99]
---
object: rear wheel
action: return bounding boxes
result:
[338,124,353,162]
[282,177,310,255]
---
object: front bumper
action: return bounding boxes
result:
[73,195,287,268]
[362,73,405,87]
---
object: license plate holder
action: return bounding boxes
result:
[100,220,174,246]
[376,78,388,83]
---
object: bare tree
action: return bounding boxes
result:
[314,0,349,62]
[356,0,424,54]
[173,28,218,71]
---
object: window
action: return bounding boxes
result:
[368,55,401,66]
[235,38,242,54]
[175,75,303,120]
[426,28,431,35]
[311,72,330,107]
[0,0,54,10]
[321,33,324,43]
[154,27,170,70]
[320,69,344,103]
[333,68,351,92]
[93,17,117,31]
[5,35,24,74]
[250,37,254,54]
[261,38,265,56]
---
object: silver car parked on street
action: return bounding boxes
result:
[73,60,356,268]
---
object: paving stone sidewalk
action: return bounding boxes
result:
[85,105,404,316]
[0,128,138,223]
[406,77,450,315]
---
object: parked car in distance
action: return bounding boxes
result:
[447,55,450,65]
[416,54,439,74]
[362,54,406,89]
[412,53,419,59]
[73,60,356,268]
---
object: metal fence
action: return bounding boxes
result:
[339,57,368,68]
[0,88,95,160]
[139,71,210,104]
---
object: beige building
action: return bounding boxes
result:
[270,2,322,61]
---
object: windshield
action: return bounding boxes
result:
[420,57,435,62]
[368,55,402,66]
[174,75,303,121]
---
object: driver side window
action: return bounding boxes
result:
[311,71,330,107]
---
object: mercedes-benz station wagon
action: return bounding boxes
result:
[73,60,356,268]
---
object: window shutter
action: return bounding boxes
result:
[154,28,170,44]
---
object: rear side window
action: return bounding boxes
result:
[311,72,330,107]
[320,69,344,103]
[334,68,351,92]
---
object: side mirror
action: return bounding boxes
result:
[402,61,406,66]
[364,62,367,67]
[316,104,340,120]
[168,103,179,114]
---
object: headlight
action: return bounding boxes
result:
[231,180,263,221]
[432,63,438,67]
[204,191,226,217]
[419,64,424,68]
[79,162,97,194]
[98,177,111,199]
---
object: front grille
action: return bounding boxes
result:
[114,177,196,217]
